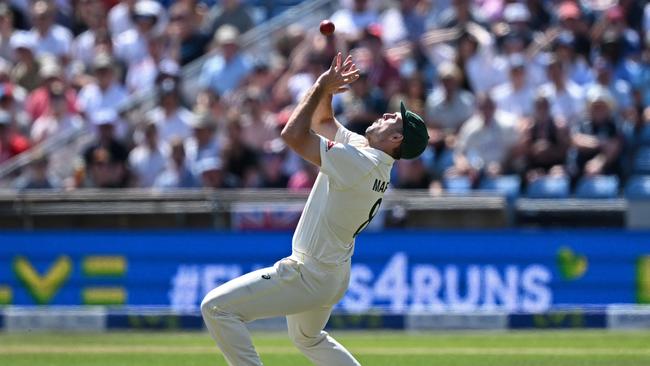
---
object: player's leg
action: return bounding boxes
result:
[201,257,336,366]
[287,306,361,366]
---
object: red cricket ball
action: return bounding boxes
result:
[319,19,335,36]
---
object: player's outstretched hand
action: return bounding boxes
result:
[317,52,360,95]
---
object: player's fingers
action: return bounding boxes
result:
[342,58,355,73]
[330,52,339,70]
[336,52,342,71]
[342,69,360,79]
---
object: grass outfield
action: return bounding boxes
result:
[1,330,650,365]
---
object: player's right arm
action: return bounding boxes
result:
[310,93,342,141]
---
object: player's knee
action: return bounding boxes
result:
[200,289,229,318]
[288,327,325,349]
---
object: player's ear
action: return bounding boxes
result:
[390,132,404,145]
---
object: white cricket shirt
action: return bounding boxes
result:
[292,126,394,265]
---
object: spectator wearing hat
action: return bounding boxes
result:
[425,62,474,134]
[24,56,78,122]
[166,1,210,66]
[147,79,194,143]
[77,53,128,115]
[449,93,520,180]
[570,86,623,178]
[81,109,129,188]
[537,56,585,126]
[28,0,72,61]
[10,31,41,92]
[128,120,167,188]
[258,140,289,188]
[556,1,591,59]
[202,0,254,37]
[154,137,198,189]
[333,69,387,135]
[521,92,570,182]
[198,24,252,97]
[437,0,487,28]
[492,53,536,120]
[114,0,162,66]
[0,109,28,164]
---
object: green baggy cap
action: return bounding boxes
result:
[399,101,429,159]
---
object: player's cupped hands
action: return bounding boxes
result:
[317,52,360,95]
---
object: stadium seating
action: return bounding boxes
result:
[575,175,620,199]
[443,176,472,193]
[624,176,650,198]
[479,175,521,198]
[526,176,570,198]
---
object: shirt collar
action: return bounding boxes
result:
[364,145,395,165]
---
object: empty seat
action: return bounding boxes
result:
[526,176,570,198]
[479,175,521,198]
[443,176,472,193]
[625,175,650,198]
[575,175,620,198]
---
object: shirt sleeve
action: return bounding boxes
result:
[319,136,373,188]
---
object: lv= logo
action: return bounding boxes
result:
[4,255,128,305]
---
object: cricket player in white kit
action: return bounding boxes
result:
[201,53,429,365]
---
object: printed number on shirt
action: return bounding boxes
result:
[353,198,382,238]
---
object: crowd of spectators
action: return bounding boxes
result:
[1,0,650,195]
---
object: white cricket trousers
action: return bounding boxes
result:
[201,251,361,366]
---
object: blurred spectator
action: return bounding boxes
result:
[222,115,257,187]
[10,31,41,92]
[388,70,426,120]
[437,0,485,28]
[81,109,129,188]
[0,4,15,61]
[334,70,386,135]
[126,35,177,94]
[258,140,289,188]
[71,0,108,69]
[426,61,474,134]
[288,160,318,191]
[394,157,430,189]
[556,1,591,59]
[196,157,226,188]
[586,57,633,119]
[29,0,72,61]
[147,80,193,143]
[553,31,594,86]
[167,1,210,66]
[492,54,536,120]
[379,0,425,47]
[330,0,378,38]
[14,153,59,189]
[198,24,252,97]
[521,92,570,182]
[0,109,29,163]
[154,137,198,189]
[185,112,219,175]
[24,58,78,122]
[202,0,254,36]
[538,56,584,126]
[128,120,167,188]
[108,0,137,37]
[239,88,278,152]
[450,93,520,180]
[77,53,128,114]
[114,0,162,66]
[570,87,623,178]
[354,25,400,98]
[30,82,83,144]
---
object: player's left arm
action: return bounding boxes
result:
[281,53,359,166]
